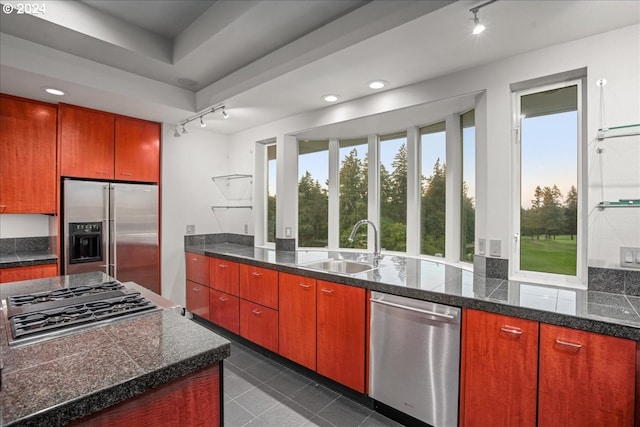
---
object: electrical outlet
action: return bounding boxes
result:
[244,224,248,234]
[489,239,501,257]
[186,224,195,235]
[620,247,640,269]
[285,227,292,238]
[478,238,486,255]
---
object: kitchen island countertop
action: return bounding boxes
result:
[186,242,640,341]
[0,272,230,426]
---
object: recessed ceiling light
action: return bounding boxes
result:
[322,94,339,102]
[368,80,387,89]
[44,88,65,96]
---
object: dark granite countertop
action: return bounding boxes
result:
[0,251,57,269]
[186,243,640,341]
[0,272,230,426]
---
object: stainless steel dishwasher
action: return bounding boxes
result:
[369,292,461,427]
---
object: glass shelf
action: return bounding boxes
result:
[211,205,253,210]
[597,124,640,140]
[597,199,640,210]
[211,174,252,202]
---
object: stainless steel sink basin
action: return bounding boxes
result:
[300,258,376,275]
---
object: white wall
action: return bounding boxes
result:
[160,124,230,305]
[0,214,53,238]
[226,24,640,271]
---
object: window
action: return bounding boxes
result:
[339,138,368,248]
[266,144,276,243]
[298,140,329,247]
[379,132,407,252]
[420,122,446,257]
[515,82,581,279]
[461,110,475,263]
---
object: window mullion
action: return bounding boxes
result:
[328,138,340,249]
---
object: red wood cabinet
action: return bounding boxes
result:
[239,299,278,353]
[0,264,58,284]
[316,280,366,393]
[278,273,316,370]
[460,309,539,427]
[0,95,57,214]
[115,116,160,183]
[210,258,239,295]
[70,362,221,427]
[185,280,209,320]
[239,264,278,309]
[538,324,636,427]
[59,104,115,179]
[209,288,239,334]
[59,104,160,183]
[185,253,209,286]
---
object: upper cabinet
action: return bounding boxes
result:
[115,116,160,183]
[0,95,57,214]
[59,104,160,183]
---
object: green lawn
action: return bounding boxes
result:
[520,235,577,276]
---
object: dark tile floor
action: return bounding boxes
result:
[222,338,404,427]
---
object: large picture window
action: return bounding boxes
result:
[420,122,446,257]
[298,140,329,247]
[461,110,475,263]
[380,132,407,252]
[339,138,368,248]
[515,81,582,279]
[266,144,276,243]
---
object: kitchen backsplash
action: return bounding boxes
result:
[184,233,254,248]
[0,237,54,255]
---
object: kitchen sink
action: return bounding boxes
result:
[299,258,377,275]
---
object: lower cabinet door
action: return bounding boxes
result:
[0,264,58,283]
[460,309,538,427]
[239,299,278,353]
[316,281,365,393]
[538,324,636,427]
[209,288,239,334]
[185,280,209,320]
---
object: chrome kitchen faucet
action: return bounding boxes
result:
[348,219,381,267]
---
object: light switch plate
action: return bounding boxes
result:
[478,238,486,255]
[186,224,195,235]
[489,239,501,257]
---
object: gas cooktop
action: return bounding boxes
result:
[3,281,160,346]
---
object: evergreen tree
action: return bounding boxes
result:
[298,171,328,247]
[421,159,446,255]
[339,148,368,247]
[564,185,578,240]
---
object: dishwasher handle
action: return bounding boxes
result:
[370,297,455,319]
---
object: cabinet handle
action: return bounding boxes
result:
[299,283,312,288]
[251,272,263,277]
[218,264,228,269]
[500,326,523,335]
[321,288,334,294]
[192,258,199,262]
[219,297,228,302]
[96,171,109,174]
[252,309,263,315]
[192,287,199,292]
[555,339,582,349]
[120,172,133,176]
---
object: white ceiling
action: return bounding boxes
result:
[0,0,638,135]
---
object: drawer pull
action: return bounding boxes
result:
[555,339,582,349]
[252,309,263,315]
[251,272,263,277]
[192,258,199,262]
[321,288,334,294]
[192,287,199,292]
[96,171,109,174]
[218,264,228,269]
[500,326,523,335]
[219,297,228,302]
[120,172,132,176]
[299,283,312,288]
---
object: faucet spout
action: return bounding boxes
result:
[348,219,381,266]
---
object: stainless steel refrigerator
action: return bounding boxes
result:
[63,179,159,294]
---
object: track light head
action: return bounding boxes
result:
[200,116,206,127]
[173,125,181,137]
[471,10,485,35]
[222,109,229,119]
[182,125,188,134]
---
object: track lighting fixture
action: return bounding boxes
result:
[173,126,181,137]
[469,0,497,35]
[173,105,229,137]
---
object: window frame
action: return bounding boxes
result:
[511,78,587,286]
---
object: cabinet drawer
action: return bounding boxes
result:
[186,280,209,320]
[239,299,278,353]
[186,253,209,286]
[239,264,278,309]
[0,264,58,284]
[209,288,239,334]
[210,258,239,295]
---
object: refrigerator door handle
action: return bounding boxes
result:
[109,184,117,278]
[103,184,110,277]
